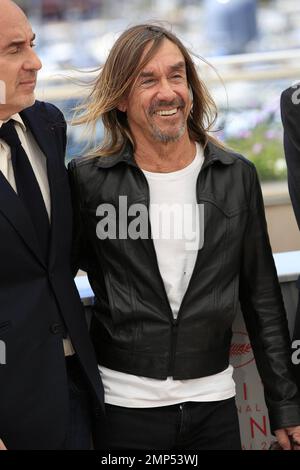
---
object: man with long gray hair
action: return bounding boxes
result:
[70,24,300,450]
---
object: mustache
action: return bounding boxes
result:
[18,72,37,82]
[148,98,185,115]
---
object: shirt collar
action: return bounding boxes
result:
[0,113,27,132]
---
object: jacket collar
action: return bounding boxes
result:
[203,141,236,166]
[94,143,133,168]
[20,103,58,161]
[94,140,236,169]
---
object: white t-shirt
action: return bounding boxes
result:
[99,143,235,407]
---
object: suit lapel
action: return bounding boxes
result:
[0,171,45,265]
[46,148,61,270]
[21,105,62,270]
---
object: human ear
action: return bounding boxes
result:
[117,99,127,112]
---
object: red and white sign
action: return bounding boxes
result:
[232,316,273,450]
[230,331,255,369]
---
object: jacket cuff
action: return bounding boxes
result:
[269,404,300,434]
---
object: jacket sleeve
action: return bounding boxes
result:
[281,87,300,230]
[239,164,300,432]
[68,160,88,276]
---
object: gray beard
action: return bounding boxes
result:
[150,122,186,144]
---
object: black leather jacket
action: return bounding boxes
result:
[69,141,300,431]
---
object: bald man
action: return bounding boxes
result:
[0,1,104,450]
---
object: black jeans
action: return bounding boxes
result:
[60,355,92,450]
[97,397,241,450]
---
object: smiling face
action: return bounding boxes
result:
[0,1,42,119]
[118,39,192,146]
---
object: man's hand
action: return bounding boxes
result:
[275,426,300,450]
[0,439,7,450]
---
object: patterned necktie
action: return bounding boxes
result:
[0,120,50,263]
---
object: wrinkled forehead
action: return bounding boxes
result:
[124,37,188,97]
[0,19,34,49]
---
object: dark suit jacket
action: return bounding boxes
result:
[0,101,104,449]
[281,86,300,379]
[281,86,300,230]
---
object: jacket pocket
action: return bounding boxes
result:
[197,195,248,319]
[198,192,248,218]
